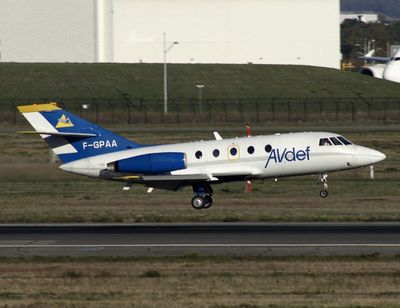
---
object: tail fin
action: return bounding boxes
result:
[18,103,141,163]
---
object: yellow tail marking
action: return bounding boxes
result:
[17,103,60,113]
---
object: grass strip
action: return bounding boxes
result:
[0,255,400,307]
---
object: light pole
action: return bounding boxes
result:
[163,33,179,114]
[196,84,205,113]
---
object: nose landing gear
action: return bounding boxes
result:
[318,173,328,198]
[319,189,328,198]
[191,183,214,209]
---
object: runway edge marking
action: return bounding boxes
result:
[1,244,400,248]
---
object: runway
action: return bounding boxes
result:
[1,222,400,257]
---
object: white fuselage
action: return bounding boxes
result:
[59,132,386,182]
[383,60,400,83]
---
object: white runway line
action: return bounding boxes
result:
[0,244,400,248]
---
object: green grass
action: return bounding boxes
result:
[1,63,400,101]
[0,255,400,307]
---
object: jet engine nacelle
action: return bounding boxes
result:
[383,60,400,83]
[359,64,385,79]
[110,152,187,174]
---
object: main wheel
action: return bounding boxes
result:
[202,195,213,209]
[319,190,328,198]
[191,196,204,210]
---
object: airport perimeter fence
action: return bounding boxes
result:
[1,97,400,125]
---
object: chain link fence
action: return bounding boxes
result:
[1,97,400,125]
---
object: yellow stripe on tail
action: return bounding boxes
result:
[17,103,60,113]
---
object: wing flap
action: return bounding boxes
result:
[142,174,212,181]
[113,174,211,181]
[111,173,213,192]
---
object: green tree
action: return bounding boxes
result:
[341,19,398,62]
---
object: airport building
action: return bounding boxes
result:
[340,12,379,24]
[0,0,340,68]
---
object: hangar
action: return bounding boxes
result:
[0,0,340,68]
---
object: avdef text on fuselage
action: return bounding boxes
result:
[265,146,311,169]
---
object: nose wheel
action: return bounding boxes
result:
[191,183,214,209]
[318,173,329,198]
[319,189,328,198]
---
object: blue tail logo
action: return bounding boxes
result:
[18,103,142,164]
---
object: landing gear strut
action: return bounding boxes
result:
[318,173,328,198]
[191,183,214,210]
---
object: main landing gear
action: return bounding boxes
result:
[191,183,214,210]
[318,173,328,198]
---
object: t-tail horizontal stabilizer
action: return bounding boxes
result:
[18,131,97,137]
[17,103,142,163]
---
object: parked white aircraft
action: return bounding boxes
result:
[359,49,400,83]
[18,103,386,209]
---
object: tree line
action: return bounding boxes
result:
[341,19,400,62]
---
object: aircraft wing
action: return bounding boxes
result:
[115,174,211,182]
[102,171,215,191]
[358,49,391,63]
[358,56,391,63]
[100,162,257,191]
[142,174,213,190]
[102,165,255,191]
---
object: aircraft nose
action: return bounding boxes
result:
[355,146,386,166]
[367,148,386,164]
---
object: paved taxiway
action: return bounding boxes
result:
[1,223,400,257]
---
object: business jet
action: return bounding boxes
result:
[359,49,400,83]
[18,103,386,209]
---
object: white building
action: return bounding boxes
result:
[340,12,379,24]
[0,0,341,68]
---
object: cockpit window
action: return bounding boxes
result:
[330,137,343,145]
[320,136,353,146]
[319,138,332,146]
[337,136,352,145]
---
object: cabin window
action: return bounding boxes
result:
[247,146,255,154]
[330,137,342,145]
[265,144,272,153]
[195,151,202,159]
[213,149,220,157]
[319,138,332,146]
[337,136,352,145]
[228,145,240,160]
